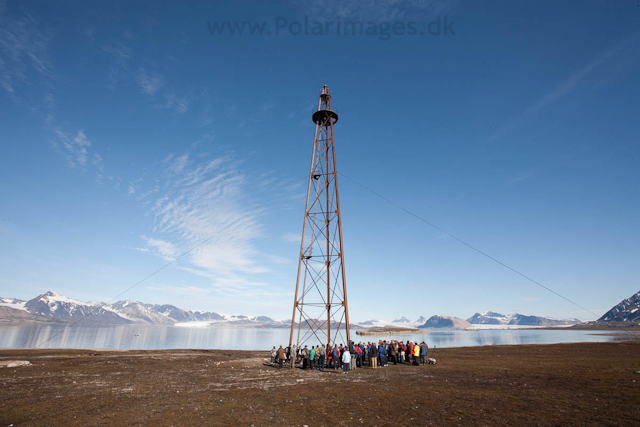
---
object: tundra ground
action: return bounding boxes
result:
[1,341,639,426]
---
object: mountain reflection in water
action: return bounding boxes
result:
[0,325,632,350]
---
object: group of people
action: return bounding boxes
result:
[270,340,431,373]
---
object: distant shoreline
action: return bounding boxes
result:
[356,327,429,335]
[536,323,640,331]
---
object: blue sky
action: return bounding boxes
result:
[1,0,638,321]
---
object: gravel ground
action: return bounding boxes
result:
[1,341,639,426]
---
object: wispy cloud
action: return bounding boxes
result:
[141,236,179,262]
[260,100,275,113]
[0,8,114,185]
[139,150,270,291]
[126,177,145,196]
[103,39,206,117]
[0,2,54,94]
[154,92,192,114]
[131,148,307,304]
[199,90,215,127]
[490,34,640,141]
[102,41,131,63]
[264,254,291,264]
[53,129,92,169]
[92,153,105,183]
[205,276,288,299]
[147,280,288,305]
[147,285,212,297]
[102,41,132,89]
[136,185,160,203]
[299,0,453,21]
[282,232,300,243]
[49,122,118,185]
[129,246,151,253]
[137,68,164,95]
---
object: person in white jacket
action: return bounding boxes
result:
[341,347,351,374]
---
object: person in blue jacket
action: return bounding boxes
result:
[380,342,388,366]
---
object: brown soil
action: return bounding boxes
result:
[1,342,639,426]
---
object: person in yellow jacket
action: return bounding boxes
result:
[413,343,420,366]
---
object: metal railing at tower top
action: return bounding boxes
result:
[308,103,339,117]
[311,105,340,116]
[313,104,339,116]
[312,106,339,125]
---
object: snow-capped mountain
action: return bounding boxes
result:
[0,297,27,310]
[418,315,472,329]
[355,317,428,329]
[466,311,580,327]
[24,291,130,324]
[0,291,281,327]
[467,311,507,325]
[150,304,225,323]
[598,290,640,323]
[107,301,175,324]
[254,316,275,322]
[0,297,52,322]
[110,306,280,327]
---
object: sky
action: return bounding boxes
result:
[0,0,639,322]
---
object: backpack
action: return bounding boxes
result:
[427,358,437,365]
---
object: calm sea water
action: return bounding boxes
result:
[0,324,632,350]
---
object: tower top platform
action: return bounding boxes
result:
[312,85,338,125]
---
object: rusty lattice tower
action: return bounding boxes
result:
[289,85,350,348]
